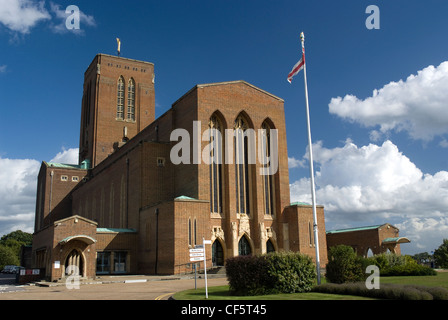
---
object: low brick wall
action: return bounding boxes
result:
[16,269,45,285]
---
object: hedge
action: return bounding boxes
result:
[368,253,436,276]
[313,282,448,300]
[226,251,316,296]
[325,245,436,283]
[381,263,437,276]
[325,245,366,284]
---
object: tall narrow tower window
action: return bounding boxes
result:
[209,115,223,214]
[261,121,275,216]
[234,115,251,215]
[117,76,125,119]
[127,78,135,121]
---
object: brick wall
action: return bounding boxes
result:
[96,231,138,274]
[284,204,328,267]
[141,141,173,208]
[72,142,142,230]
[173,199,210,275]
[34,163,87,232]
[138,201,175,275]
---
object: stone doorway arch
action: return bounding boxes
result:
[65,249,84,277]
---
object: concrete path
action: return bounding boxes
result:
[0,274,228,300]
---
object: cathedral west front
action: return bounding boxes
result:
[31,53,328,281]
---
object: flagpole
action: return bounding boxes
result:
[300,32,321,285]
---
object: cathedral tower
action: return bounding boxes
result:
[79,54,155,168]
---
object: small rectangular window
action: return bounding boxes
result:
[72,176,79,182]
[61,175,68,182]
[157,157,165,167]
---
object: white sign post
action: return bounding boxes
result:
[203,238,212,299]
[189,240,211,299]
[190,247,204,290]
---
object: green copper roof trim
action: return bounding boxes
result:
[290,201,311,206]
[326,225,384,234]
[46,162,83,169]
[45,160,90,170]
[59,235,97,245]
[175,195,199,201]
[382,237,411,244]
[96,228,137,233]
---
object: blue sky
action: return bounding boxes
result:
[1,0,448,255]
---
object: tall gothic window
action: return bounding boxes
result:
[234,115,251,215]
[238,236,251,256]
[117,76,125,119]
[188,218,197,246]
[188,219,192,246]
[261,121,275,215]
[266,239,275,253]
[127,78,135,121]
[209,115,223,214]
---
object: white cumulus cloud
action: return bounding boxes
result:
[397,217,448,253]
[0,0,50,34]
[0,157,40,235]
[50,147,79,164]
[49,2,96,34]
[288,156,305,169]
[0,147,79,237]
[0,0,96,37]
[290,139,448,254]
[329,61,448,142]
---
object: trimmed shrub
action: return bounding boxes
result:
[265,251,316,294]
[373,254,436,276]
[225,255,270,296]
[423,286,448,300]
[326,246,436,282]
[381,263,437,276]
[226,252,316,296]
[325,245,366,284]
[369,252,406,269]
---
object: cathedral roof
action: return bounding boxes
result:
[173,80,284,106]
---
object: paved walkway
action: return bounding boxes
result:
[0,273,228,300]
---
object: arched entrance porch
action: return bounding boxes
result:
[58,234,97,279]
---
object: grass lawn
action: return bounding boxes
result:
[380,271,448,289]
[173,271,448,300]
[173,285,375,300]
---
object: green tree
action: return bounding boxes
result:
[411,252,432,265]
[0,245,20,270]
[1,239,25,257]
[0,230,32,245]
[434,239,448,268]
[0,230,33,268]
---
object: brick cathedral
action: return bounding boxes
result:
[32,54,328,281]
